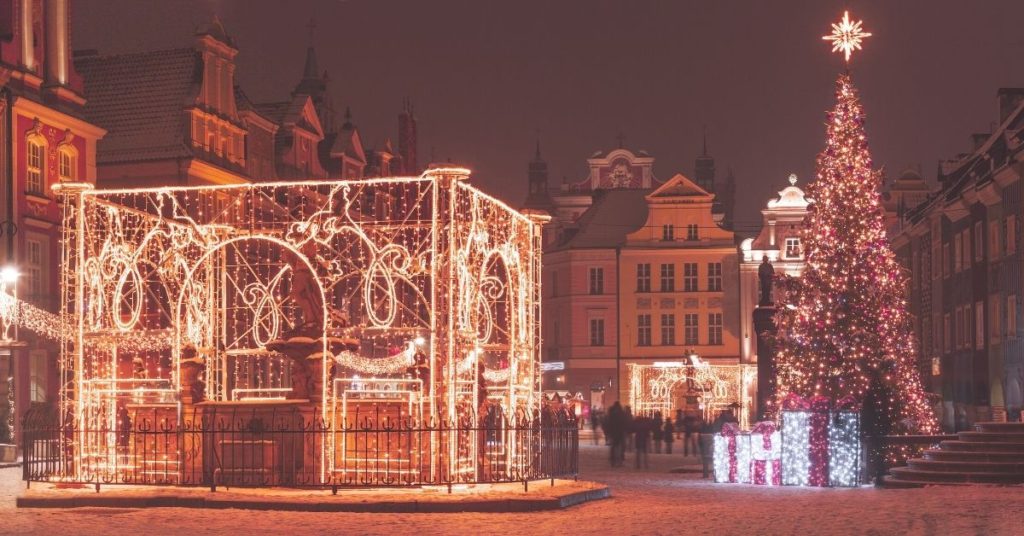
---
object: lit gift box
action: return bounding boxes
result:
[781,394,831,487]
[828,397,861,487]
[750,421,781,486]
[713,423,751,484]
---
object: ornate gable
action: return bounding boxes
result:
[646,173,713,203]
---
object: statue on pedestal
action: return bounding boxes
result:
[758,256,775,306]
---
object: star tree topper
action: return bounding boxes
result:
[822,10,871,62]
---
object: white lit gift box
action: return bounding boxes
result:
[781,394,861,487]
[713,423,751,483]
[781,394,831,486]
[750,420,781,486]
[827,401,861,487]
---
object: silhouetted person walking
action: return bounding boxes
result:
[663,418,675,454]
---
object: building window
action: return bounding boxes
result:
[684,313,698,345]
[589,318,605,346]
[662,224,674,241]
[26,238,43,298]
[29,350,47,403]
[990,220,1001,259]
[991,297,1001,343]
[954,306,962,349]
[660,314,676,346]
[683,263,698,292]
[637,263,651,292]
[943,313,951,352]
[784,237,802,259]
[589,267,604,295]
[707,262,722,291]
[964,303,972,349]
[686,224,699,241]
[58,147,76,182]
[637,314,652,346]
[1007,215,1017,255]
[974,222,983,262]
[962,229,971,269]
[708,313,723,345]
[27,139,45,194]
[1008,295,1017,337]
[976,301,984,350]
[953,234,962,272]
[942,243,950,278]
[660,263,675,292]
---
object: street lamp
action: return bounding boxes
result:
[0,266,17,284]
[0,265,18,343]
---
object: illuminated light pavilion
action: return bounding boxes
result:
[19,168,573,488]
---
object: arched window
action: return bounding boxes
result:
[26,136,46,194]
[58,145,77,182]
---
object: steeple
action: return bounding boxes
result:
[342,107,354,130]
[694,126,715,194]
[398,98,418,174]
[293,17,336,134]
[302,18,319,81]
[524,137,552,211]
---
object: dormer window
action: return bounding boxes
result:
[785,237,802,258]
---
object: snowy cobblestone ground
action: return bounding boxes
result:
[2,441,1023,535]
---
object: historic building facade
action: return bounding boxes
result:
[532,145,741,404]
[524,140,735,249]
[74,18,419,189]
[0,0,106,441]
[892,87,1024,429]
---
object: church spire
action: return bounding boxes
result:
[694,127,715,193]
[302,17,319,81]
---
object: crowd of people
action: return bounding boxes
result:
[592,402,738,470]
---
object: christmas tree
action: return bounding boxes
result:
[772,71,937,443]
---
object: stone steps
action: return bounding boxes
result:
[924,449,1023,463]
[975,422,1024,433]
[958,431,1024,443]
[906,458,1024,474]
[939,440,1024,453]
[883,422,1024,488]
[888,466,1024,485]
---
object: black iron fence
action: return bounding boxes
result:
[21,404,578,491]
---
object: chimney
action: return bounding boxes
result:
[997,88,1024,123]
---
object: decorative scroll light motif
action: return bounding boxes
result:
[822,10,871,62]
[11,169,546,485]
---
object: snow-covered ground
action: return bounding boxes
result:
[2,441,1022,535]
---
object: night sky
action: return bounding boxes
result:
[74,1,1024,235]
